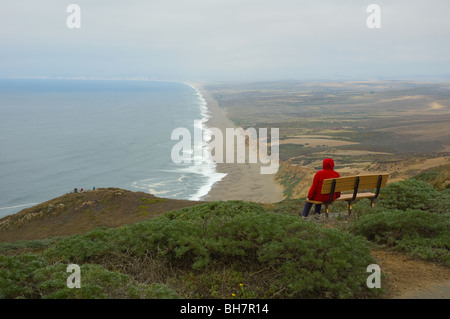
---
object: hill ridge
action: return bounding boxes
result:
[0,187,203,242]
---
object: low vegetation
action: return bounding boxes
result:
[377,179,449,214]
[0,254,178,299]
[0,170,448,299]
[348,178,449,267]
[2,201,381,299]
[351,209,449,266]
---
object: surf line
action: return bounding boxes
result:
[171,120,280,175]
[175,84,279,175]
[0,203,39,210]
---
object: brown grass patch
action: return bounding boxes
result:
[0,188,204,242]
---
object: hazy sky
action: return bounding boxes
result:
[1,0,449,81]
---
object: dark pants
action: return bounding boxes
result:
[302,201,321,217]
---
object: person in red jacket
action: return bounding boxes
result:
[301,158,341,219]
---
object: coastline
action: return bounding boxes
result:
[187,82,285,204]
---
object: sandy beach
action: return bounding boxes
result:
[189,83,285,204]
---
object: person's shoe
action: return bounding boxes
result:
[313,213,321,220]
[301,216,307,220]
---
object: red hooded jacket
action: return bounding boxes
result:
[307,158,341,202]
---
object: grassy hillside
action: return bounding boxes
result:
[1,201,380,299]
[0,188,204,242]
[1,171,448,299]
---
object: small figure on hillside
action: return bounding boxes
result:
[301,158,341,220]
[80,188,83,192]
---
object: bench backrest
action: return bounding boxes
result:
[321,174,389,194]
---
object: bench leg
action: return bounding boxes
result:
[347,201,352,216]
[325,205,329,219]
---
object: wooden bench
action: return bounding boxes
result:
[306,174,389,218]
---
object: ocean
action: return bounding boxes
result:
[0,79,225,218]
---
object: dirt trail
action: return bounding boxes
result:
[371,249,450,299]
[298,213,449,299]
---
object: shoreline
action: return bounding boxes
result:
[187,82,285,204]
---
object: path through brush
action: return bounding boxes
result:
[306,212,450,299]
[372,249,450,299]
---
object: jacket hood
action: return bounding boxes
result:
[323,158,335,170]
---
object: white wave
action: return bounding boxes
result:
[185,83,227,200]
[131,179,175,196]
[139,82,227,202]
[188,170,227,201]
[183,82,211,125]
[0,203,38,210]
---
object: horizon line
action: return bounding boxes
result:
[1,75,450,83]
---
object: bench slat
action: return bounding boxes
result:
[335,192,376,201]
[307,192,377,204]
[323,180,388,192]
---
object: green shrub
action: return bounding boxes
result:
[350,209,450,266]
[0,254,179,299]
[378,179,448,214]
[43,201,380,298]
[412,167,450,190]
[0,254,47,298]
[268,198,306,216]
[350,199,386,217]
[0,237,63,255]
[43,228,117,263]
